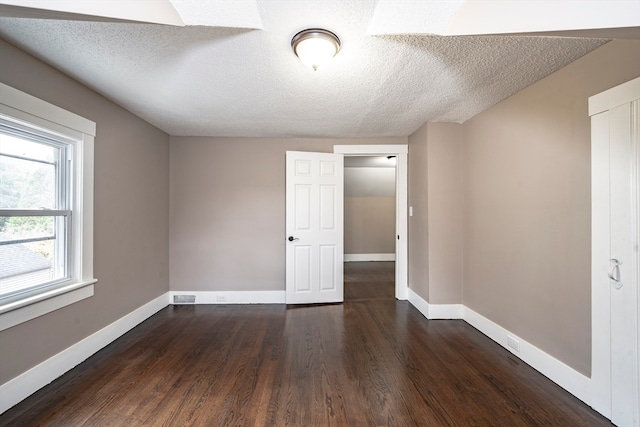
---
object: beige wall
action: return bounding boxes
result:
[0,39,170,384]
[427,123,464,304]
[461,39,640,376]
[408,124,430,300]
[408,123,464,304]
[409,40,640,376]
[344,196,395,254]
[169,137,406,292]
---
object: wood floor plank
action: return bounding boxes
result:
[0,262,612,426]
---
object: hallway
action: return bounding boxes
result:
[344,261,395,302]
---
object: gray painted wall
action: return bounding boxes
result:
[409,39,640,376]
[461,39,640,377]
[0,39,170,384]
[344,165,396,255]
[169,137,406,293]
[344,196,395,255]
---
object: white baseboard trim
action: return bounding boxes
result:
[407,288,463,319]
[0,292,170,414]
[345,253,395,262]
[169,290,285,305]
[462,306,591,406]
[407,288,591,406]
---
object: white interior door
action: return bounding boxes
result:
[609,100,639,427]
[286,151,344,304]
[590,77,640,426]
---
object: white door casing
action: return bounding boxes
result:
[334,144,409,300]
[286,151,344,304]
[590,77,640,426]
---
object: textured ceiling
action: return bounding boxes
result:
[0,1,611,138]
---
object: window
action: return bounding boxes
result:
[0,83,96,330]
[0,129,72,299]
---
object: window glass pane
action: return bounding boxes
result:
[0,133,56,162]
[0,216,54,242]
[0,134,57,209]
[0,216,66,298]
[0,241,55,297]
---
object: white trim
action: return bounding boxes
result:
[590,110,613,417]
[635,99,640,427]
[407,289,591,406]
[0,280,97,315]
[0,281,96,331]
[407,288,463,319]
[462,306,592,405]
[407,288,432,318]
[0,84,96,330]
[0,292,170,414]
[589,77,640,116]
[344,253,395,262]
[334,144,409,300]
[334,145,408,155]
[395,151,408,300]
[169,291,285,305]
[430,303,464,319]
[0,83,96,136]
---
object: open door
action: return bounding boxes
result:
[286,151,344,304]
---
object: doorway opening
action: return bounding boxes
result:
[334,145,408,300]
[343,155,397,302]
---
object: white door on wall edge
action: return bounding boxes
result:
[286,151,344,304]
[590,77,640,427]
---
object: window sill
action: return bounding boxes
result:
[0,279,97,331]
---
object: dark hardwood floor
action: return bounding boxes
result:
[1,262,611,426]
[344,261,395,301]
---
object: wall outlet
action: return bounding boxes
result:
[216,295,227,303]
[507,335,521,352]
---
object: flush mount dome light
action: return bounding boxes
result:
[291,28,341,71]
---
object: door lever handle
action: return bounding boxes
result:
[608,259,623,289]
[288,236,299,242]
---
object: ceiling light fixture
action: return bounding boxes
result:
[291,28,341,71]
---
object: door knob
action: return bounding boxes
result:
[288,236,299,242]
[608,259,623,290]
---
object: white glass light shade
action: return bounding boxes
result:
[292,29,341,70]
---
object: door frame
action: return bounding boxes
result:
[589,77,640,422]
[334,144,408,300]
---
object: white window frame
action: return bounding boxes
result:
[0,83,96,331]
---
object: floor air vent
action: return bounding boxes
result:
[173,294,196,304]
